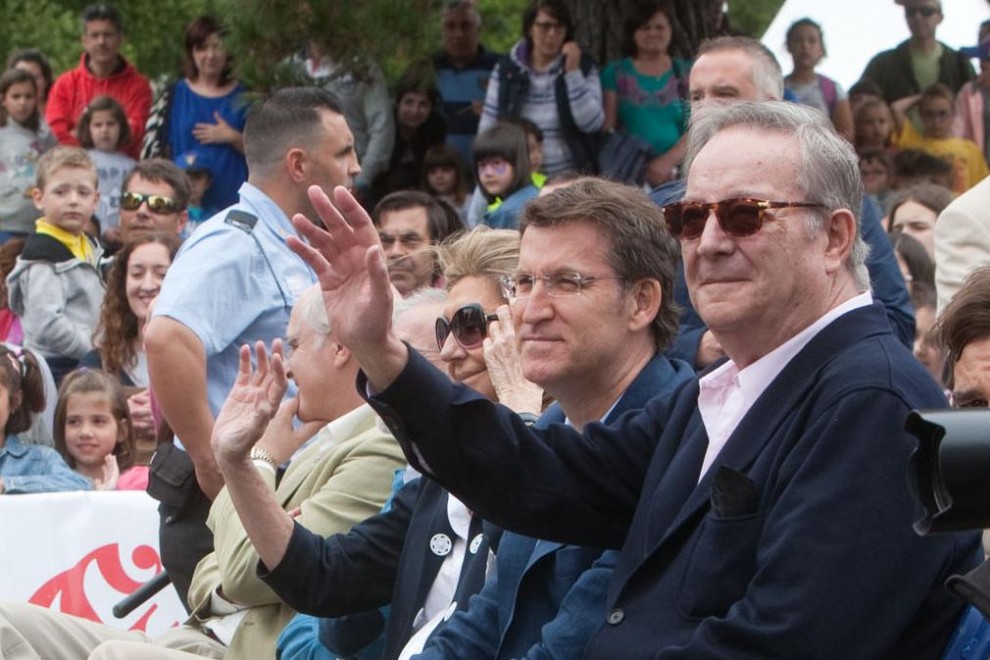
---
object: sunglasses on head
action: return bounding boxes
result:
[905,5,938,18]
[120,191,181,214]
[662,197,823,240]
[435,304,499,350]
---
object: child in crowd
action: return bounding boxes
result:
[0,68,56,243]
[847,78,884,116]
[0,344,91,493]
[859,150,894,208]
[891,149,955,191]
[784,18,853,141]
[6,147,105,384]
[422,144,470,223]
[892,83,990,193]
[853,98,896,156]
[474,122,539,230]
[886,182,953,259]
[174,151,215,237]
[76,96,135,235]
[54,368,146,490]
[0,239,25,344]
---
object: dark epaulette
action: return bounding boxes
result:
[224,209,259,233]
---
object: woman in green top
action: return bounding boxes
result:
[601,2,690,187]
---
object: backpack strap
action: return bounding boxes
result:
[818,75,838,116]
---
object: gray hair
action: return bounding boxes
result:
[697,36,785,101]
[684,101,870,291]
[296,285,331,340]
[296,285,448,348]
[395,287,448,322]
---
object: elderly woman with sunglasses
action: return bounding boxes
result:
[435,227,544,415]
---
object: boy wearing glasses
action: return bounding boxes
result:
[6,146,104,383]
[860,0,973,106]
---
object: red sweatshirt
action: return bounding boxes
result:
[45,53,152,159]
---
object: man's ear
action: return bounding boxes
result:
[626,278,662,333]
[332,340,352,369]
[284,147,308,184]
[823,209,857,276]
[175,210,189,235]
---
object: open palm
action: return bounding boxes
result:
[212,340,287,462]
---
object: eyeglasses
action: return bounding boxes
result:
[477,160,510,175]
[905,5,939,18]
[532,20,565,33]
[435,304,499,350]
[661,197,823,240]
[920,108,951,120]
[121,191,181,214]
[500,271,623,300]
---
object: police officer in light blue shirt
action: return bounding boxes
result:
[143,88,361,611]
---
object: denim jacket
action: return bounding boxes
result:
[0,434,92,493]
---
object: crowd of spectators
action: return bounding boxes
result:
[0,0,989,658]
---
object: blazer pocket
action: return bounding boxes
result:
[677,511,764,619]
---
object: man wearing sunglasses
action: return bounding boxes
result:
[652,35,914,370]
[143,88,357,611]
[286,100,981,658]
[861,0,974,106]
[116,158,190,245]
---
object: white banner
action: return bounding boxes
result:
[0,491,186,635]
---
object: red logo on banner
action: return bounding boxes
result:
[28,543,166,631]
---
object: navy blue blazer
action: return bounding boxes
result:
[367,303,981,658]
[650,181,915,364]
[417,354,693,659]
[260,477,495,660]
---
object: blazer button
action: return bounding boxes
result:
[606,608,624,625]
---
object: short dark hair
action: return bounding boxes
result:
[937,267,990,379]
[520,178,680,351]
[522,0,574,45]
[242,87,343,176]
[76,95,131,151]
[183,16,233,85]
[473,122,532,203]
[6,49,53,100]
[122,159,191,210]
[372,190,464,244]
[81,3,123,33]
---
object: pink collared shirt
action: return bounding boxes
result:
[696,292,873,481]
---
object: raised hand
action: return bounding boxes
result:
[93,454,120,491]
[211,340,287,465]
[483,304,544,414]
[288,186,409,390]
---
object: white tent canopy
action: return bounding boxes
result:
[761,0,989,91]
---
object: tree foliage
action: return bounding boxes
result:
[3,0,786,91]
